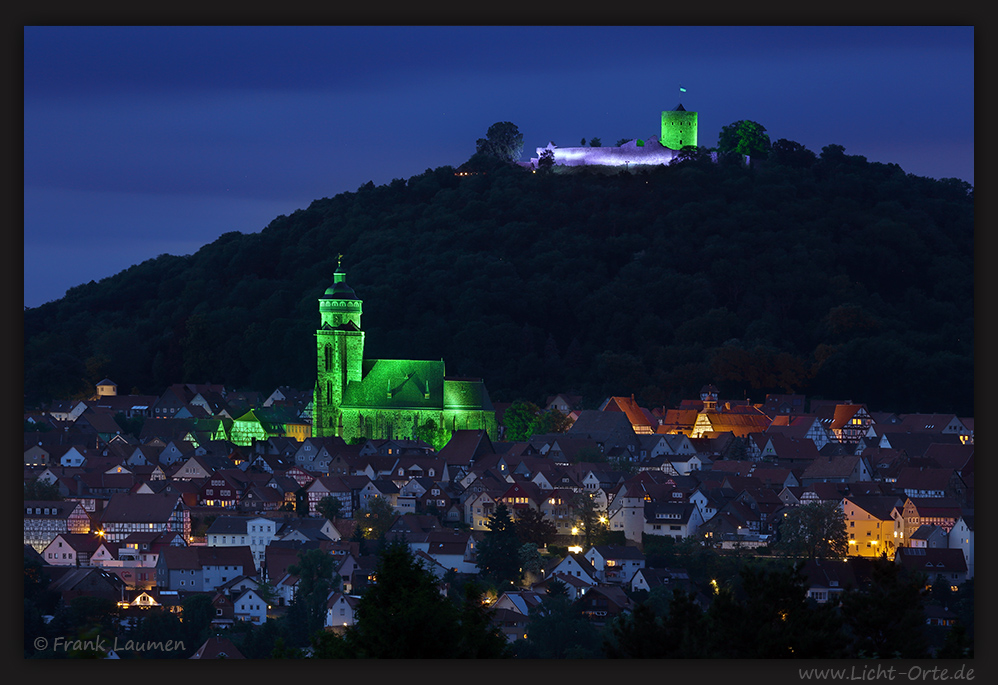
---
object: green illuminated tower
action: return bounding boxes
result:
[314,259,365,437]
[660,103,698,150]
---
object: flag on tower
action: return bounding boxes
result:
[680,86,687,93]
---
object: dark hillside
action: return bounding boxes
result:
[24,145,973,415]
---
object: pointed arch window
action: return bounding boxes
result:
[324,344,334,372]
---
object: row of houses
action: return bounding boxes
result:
[26,389,974,569]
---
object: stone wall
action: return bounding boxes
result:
[530,138,679,168]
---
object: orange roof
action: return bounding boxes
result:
[602,396,654,429]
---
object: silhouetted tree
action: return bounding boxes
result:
[286,548,337,646]
[839,556,930,658]
[476,122,524,164]
[514,508,557,547]
[316,495,342,522]
[776,501,848,559]
[476,502,522,588]
[717,119,771,162]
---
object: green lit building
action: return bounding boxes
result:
[313,266,497,443]
[660,103,697,151]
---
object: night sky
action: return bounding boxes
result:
[23,26,974,309]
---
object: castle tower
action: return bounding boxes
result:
[660,103,698,151]
[314,260,365,437]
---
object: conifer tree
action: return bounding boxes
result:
[475,502,522,588]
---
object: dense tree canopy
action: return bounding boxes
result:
[717,119,772,160]
[775,500,849,560]
[23,130,973,418]
[475,121,524,165]
[286,547,338,646]
[476,502,522,588]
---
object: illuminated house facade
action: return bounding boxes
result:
[529,104,697,169]
[313,266,497,443]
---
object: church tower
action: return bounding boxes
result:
[314,261,365,437]
[660,103,698,151]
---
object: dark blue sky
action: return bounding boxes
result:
[23,26,975,308]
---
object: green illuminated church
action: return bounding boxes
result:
[312,263,497,443]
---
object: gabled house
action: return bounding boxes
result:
[405,529,478,574]
[876,431,964,459]
[229,406,303,447]
[436,429,496,469]
[97,531,184,590]
[895,467,960,500]
[690,406,772,440]
[843,495,903,558]
[539,488,579,536]
[41,533,111,567]
[493,589,546,616]
[240,484,285,513]
[584,545,645,585]
[198,472,245,509]
[157,439,197,467]
[800,455,872,485]
[896,414,971,440]
[359,479,400,511]
[306,475,353,518]
[99,491,191,543]
[464,488,500,531]
[630,567,697,597]
[496,481,543,519]
[642,501,704,540]
[654,408,700,436]
[761,393,807,418]
[233,588,268,624]
[816,404,873,444]
[73,408,124,443]
[325,592,361,631]
[895,497,963,544]
[600,395,657,434]
[574,584,631,626]
[211,592,236,628]
[155,545,257,592]
[799,559,860,603]
[43,565,127,605]
[765,416,831,451]
[293,436,351,473]
[545,394,583,415]
[545,553,599,586]
[909,524,948,550]
[55,445,90,468]
[894,547,968,590]
[564,411,638,455]
[24,500,92,552]
[206,516,277,572]
[947,514,974,578]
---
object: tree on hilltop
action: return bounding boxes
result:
[717,120,771,163]
[476,122,524,165]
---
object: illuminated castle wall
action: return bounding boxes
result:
[313,267,498,443]
[529,103,697,168]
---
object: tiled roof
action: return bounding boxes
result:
[844,495,903,521]
[101,491,183,523]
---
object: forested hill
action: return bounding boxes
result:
[24,144,974,416]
